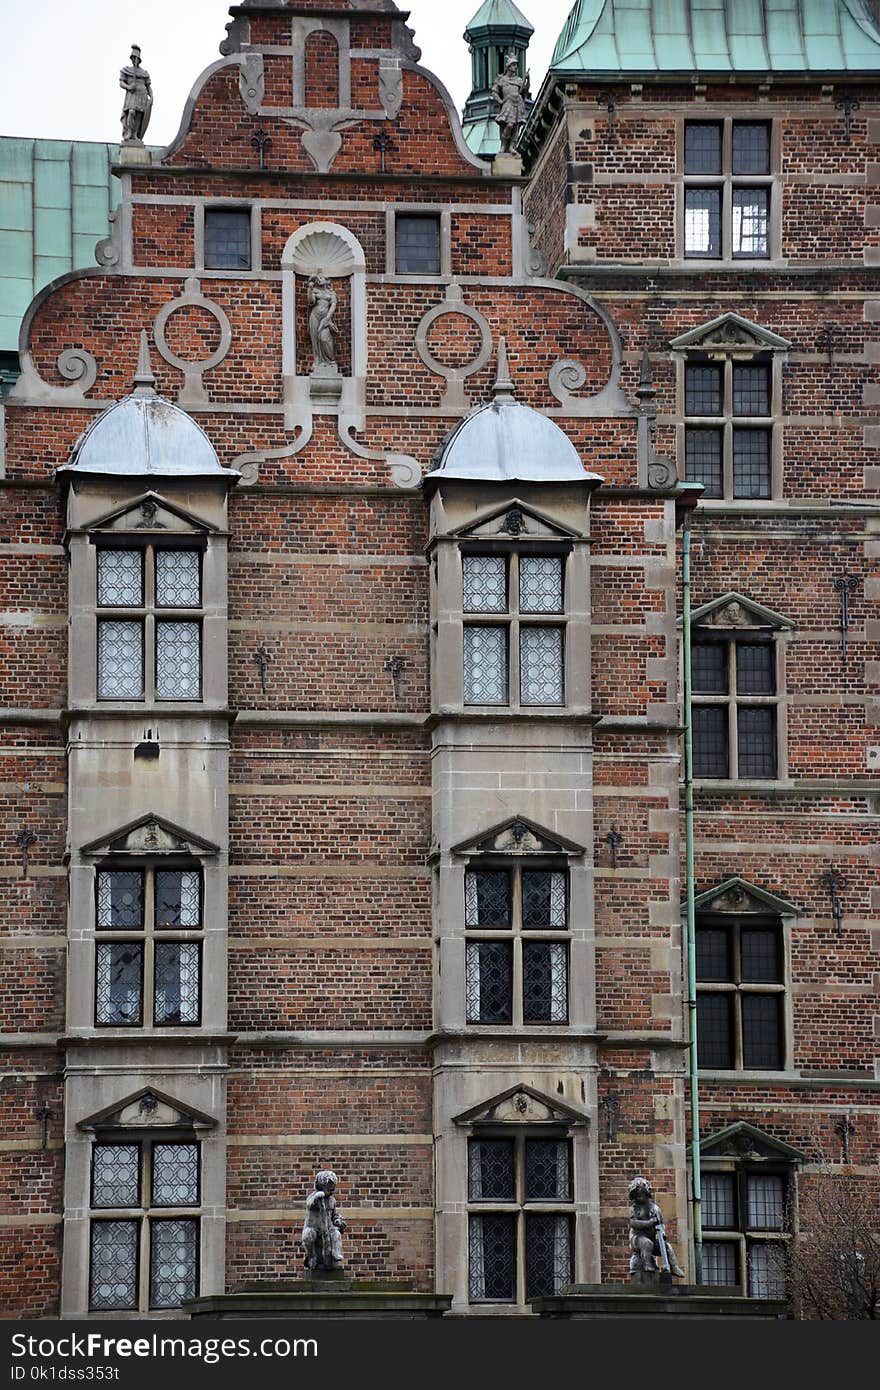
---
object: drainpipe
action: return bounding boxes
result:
[682,514,703,1282]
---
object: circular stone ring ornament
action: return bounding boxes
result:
[415,284,493,411]
[153,276,232,406]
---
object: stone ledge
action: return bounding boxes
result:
[531,1284,787,1319]
[185,1281,453,1319]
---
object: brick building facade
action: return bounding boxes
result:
[0,0,877,1319]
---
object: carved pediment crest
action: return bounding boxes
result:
[84,491,216,537]
[692,592,794,633]
[690,877,800,918]
[452,815,584,859]
[670,313,791,359]
[454,498,582,542]
[82,813,219,859]
[455,1084,589,1128]
[78,1086,216,1134]
[701,1121,804,1164]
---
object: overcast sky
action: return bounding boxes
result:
[0,0,576,146]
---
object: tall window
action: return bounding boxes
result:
[96,544,203,701]
[684,357,772,499]
[395,214,441,274]
[89,1139,200,1310]
[462,551,565,708]
[684,120,771,260]
[204,209,251,270]
[702,1167,788,1298]
[465,865,568,1025]
[696,915,785,1070]
[692,632,779,779]
[468,1135,573,1302]
[95,867,203,1028]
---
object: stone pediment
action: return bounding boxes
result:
[701,1121,804,1164]
[455,1084,589,1128]
[85,491,217,536]
[454,499,582,542]
[452,815,585,858]
[692,592,794,632]
[670,313,791,358]
[82,813,219,859]
[691,876,799,918]
[79,1086,216,1134]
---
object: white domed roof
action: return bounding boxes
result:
[426,340,602,485]
[60,333,229,479]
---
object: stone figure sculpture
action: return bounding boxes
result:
[120,46,153,144]
[628,1174,685,1279]
[308,275,340,373]
[301,1169,346,1271]
[491,54,530,155]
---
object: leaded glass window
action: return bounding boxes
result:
[684,358,773,500]
[683,119,772,261]
[395,214,441,274]
[204,209,251,270]
[702,1240,737,1286]
[467,1137,574,1304]
[696,915,785,1071]
[88,1141,201,1312]
[691,631,781,780]
[460,548,567,709]
[464,863,569,1025]
[703,1174,736,1229]
[94,866,203,1030]
[702,1165,788,1299]
[95,543,205,702]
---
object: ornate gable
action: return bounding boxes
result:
[84,491,217,536]
[692,592,794,632]
[82,813,219,859]
[691,876,799,918]
[453,498,582,542]
[78,1086,216,1134]
[670,313,791,359]
[701,1121,804,1164]
[454,1083,589,1128]
[451,814,585,858]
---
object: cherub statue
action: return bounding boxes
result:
[628,1174,685,1278]
[301,1169,346,1271]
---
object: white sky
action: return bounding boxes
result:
[0,0,576,146]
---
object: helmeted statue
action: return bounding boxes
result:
[307,275,340,373]
[301,1169,346,1272]
[491,53,530,155]
[628,1174,685,1278]
[120,46,153,144]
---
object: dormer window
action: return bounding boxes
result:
[96,543,203,701]
[462,548,566,708]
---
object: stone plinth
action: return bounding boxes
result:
[531,1284,788,1320]
[185,1278,452,1320]
[118,142,152,165]
[491,152,524,178]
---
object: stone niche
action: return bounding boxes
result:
[282,221,367,427]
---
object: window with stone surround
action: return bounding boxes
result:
[94,866,203,1028]
[467,1135,574,1302]
[88,1138,200,1311]
[683,120,773,260]
[462,551,566,708]
[684,356,773,499]
[696,914,785,1071]
[394,213,441,274]
[96,543,203,702]
[204,208,252,270]
[702,1166,789,1298]
[465,863,569,1025]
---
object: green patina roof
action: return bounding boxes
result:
[464,115,503,156]
[466,0,535,36]
[0,137,125,354]
[551,0,880,75]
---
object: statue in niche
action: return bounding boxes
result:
[301,1169,346,1272]
[491,53,530,155]
[308,274,340,374]
[120,46,153,144]
[628,1174,685,1279]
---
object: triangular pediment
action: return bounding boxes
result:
[690,876,799,918]
[670,313,791,357]
[82,813,219,859]
[455,1084,589,1128]
[452,814,585,858]
[701,1121,804,1164]
[692,592,794,632]
[78,1086,216,1134]
[454,499,581,542]
[86,491,217,535]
